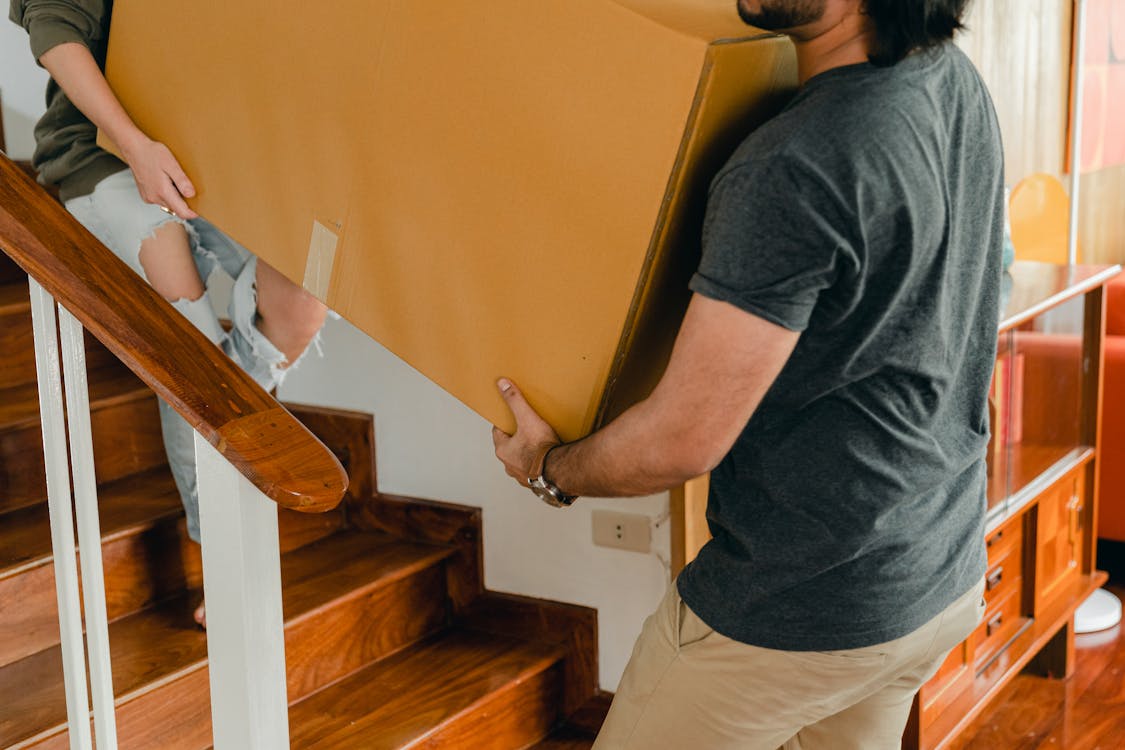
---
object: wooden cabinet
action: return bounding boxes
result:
[907,262,1121,749]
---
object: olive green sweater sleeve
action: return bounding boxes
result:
[8,0,124,200]
[10,0,109,62]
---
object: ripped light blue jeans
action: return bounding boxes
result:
[65,169,321,543]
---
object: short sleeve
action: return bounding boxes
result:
[689,153,855,332]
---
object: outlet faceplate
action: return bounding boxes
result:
[592,510,652,554]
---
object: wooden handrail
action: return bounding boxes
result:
[0,155,347,512]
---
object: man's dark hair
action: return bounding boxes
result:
[864,0,972,67]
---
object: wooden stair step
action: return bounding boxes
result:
[0,464,345,669]
[0,281,122,391]
[0,467,181,576]
[0,362,165,514]
[0,530,455,749]
[0,468,190,667]
[0,281,29,315]
[0,281,37,392]
[0,362,149,432]
[528,691,611,750]
[529,727,597,750]
[288,628,566,750]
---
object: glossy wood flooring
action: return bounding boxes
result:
[946,582,1125,750]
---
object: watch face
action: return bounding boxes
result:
[529,477,574,507]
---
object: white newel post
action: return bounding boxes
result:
[195,433,290,749]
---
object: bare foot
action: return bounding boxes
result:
[194,600,206,630]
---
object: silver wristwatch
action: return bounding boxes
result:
[528,446,578,508]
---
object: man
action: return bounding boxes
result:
[493,0,1003,747]
[11,0,329,628]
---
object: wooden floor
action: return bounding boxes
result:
[949,582,1125,750]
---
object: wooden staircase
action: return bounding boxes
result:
[0,250,605,749]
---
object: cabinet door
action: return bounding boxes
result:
[1035,470,1085,610]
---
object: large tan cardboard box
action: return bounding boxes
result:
[103,1,797,440]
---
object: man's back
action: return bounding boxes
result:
[679,41,1005,651]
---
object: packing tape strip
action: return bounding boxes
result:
[303,220,338,304]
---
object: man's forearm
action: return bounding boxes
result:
[544,399,715,498]
[493,295,800,503]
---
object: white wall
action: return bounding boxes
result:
[0,20,49,159]
[0,25,671,692]
[279,318,672,690]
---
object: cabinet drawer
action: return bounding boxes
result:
[972,587,1024,669]
[983,539,1022,607]
[985,515,1022,567]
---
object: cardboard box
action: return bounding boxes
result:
[103,1,797,440]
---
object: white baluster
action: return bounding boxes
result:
[58,305,119,749]
[28,279,93,750]
[195,433,289,749]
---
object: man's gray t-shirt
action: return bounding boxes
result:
[677,43,1005,651]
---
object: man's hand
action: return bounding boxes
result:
[121,136,198,219]
[487,295,799,499]
[492,379,561,486]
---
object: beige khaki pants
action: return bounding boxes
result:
[593,579,986,750]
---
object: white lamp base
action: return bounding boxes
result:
[1075,588,1123,634]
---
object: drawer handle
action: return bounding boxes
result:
[987,566,1004,591]
[987,612,1004,637]
[987,530,1003,548]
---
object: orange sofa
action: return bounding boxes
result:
[1100,276,1125,543]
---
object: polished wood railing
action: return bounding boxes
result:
[0,152,347,748]
[0,155,347,512]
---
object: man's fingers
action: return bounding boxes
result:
[492,425,510,449]
[497,378,541,428]
[494,379,562,490]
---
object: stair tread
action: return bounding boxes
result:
[0,361,150,432]
[0,466,180,578]
[288,628,564,749]
[280,530,454,620]
[0,281,29,315]
[0,529,454,747]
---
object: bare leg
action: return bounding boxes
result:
[138,222,210,630]
[137,222,206,302]
[254,259,328,366]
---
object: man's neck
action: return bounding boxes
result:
[788,7,875,85]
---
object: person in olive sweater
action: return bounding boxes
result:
[11,0,329,628]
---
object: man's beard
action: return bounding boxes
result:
[737,0,828,30]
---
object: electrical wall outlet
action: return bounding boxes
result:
[592,510,652,554]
